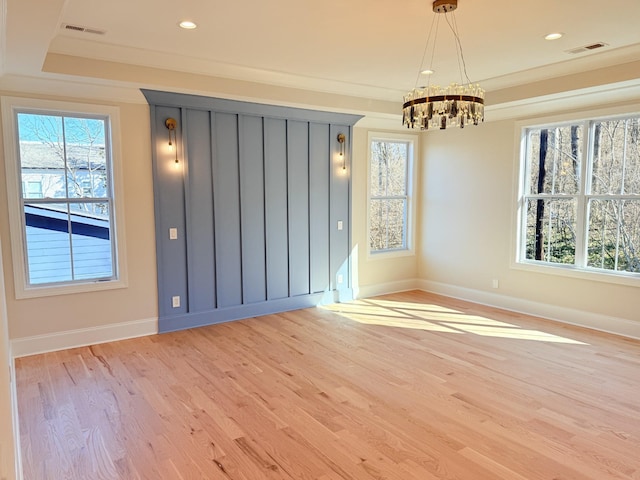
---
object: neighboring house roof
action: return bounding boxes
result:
[19,141,106,170]
[25,205,110,239]
[24,205,112,284]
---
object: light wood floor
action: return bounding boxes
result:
[15,291,640,479]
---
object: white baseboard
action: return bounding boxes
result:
[11,317,158,358]
[354,278,421,299]
[417,280,640,341]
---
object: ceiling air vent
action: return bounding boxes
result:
[62,23,106,35]
[565,42,608,55]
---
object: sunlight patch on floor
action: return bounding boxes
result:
[324,302,410,318]
[338,313,461,333]
[359,298,463,314]
[394,310,516,328]
[322,299,588,345]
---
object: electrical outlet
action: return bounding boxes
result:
[169,228,178,240]
[492,279,499,289]
[337,220,343,231]
[172,295,180,308]
[337,274,343,284]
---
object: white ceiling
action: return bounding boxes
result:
[2,0,640,115]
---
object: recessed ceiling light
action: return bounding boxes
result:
[179,20,197,30]
[421,69,435,75]
[545,32,564,41]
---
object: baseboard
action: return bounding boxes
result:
[354,278,421,299]
[159,293,333,333]
[11,317,158,358]
[417,279,640,341]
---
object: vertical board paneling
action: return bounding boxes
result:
[213,113,243,308]
[287,121,310,297]
[154,106,188,316]
[239,115,267,304]
[309,123,331,293]
[264,118,290,300]
[145,90,362,333]
[185,109,216,312]
[330,124,351,297]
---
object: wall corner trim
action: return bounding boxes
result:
[10,318,158,358]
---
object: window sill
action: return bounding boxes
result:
[511,260,640,288]
[367,248,416,261]
[15,278,128,300]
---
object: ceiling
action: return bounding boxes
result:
[2,0,640,120]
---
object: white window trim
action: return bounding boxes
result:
[366,131,418,260]
[511,104,640,288]
[1,96,128,299]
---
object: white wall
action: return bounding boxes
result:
[419,120,514,290]
[419,118,640,335]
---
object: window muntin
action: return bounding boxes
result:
[368,137,413,254]
[519,116,640,277]
[2,97,126,297]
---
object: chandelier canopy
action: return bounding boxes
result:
[402,0,485,130]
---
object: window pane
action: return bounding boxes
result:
[620,200,640,272]
[70,202,113,280]
[18,113,66,199]
[525,198,577,264]
[527,126,581,195]
[17,113,108,200]
[370,141,407,197]
[592,120,628,195]
[23,181,43,198]
[588,199,640,272]
[623,118,640,195]
[370,142,386,196]
[369,198,406,251]
[24,203,72,284]
[65,117,108,199]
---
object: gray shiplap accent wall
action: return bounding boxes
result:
[143,90,361,333]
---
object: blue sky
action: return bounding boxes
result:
[17,112,106,145]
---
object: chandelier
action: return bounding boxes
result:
[402,0,485,130]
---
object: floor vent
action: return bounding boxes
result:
[62,23,106,35]
[566,42,608,54]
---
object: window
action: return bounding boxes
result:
[22,181,43,198]
[368,133,416,255]
[2,97,127,298]
[517,115,640,280]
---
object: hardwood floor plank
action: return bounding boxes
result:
[16,291,640,479]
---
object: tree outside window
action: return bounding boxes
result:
[520,116,640,275]
[369,136,414,254]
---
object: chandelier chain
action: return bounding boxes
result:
[414,13,438,90]
[426,17,440,91]
[446,12,473,86]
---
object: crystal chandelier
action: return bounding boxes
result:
[402,0,485,130]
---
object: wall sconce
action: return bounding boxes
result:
[165,118,179,165]
[337,133,346,171]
